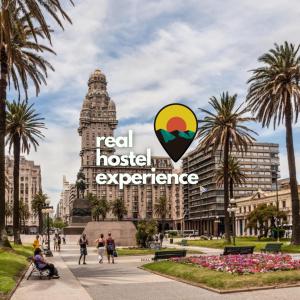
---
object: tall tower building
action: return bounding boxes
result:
[182,143,280,235]
[79,69,118,186]
[76,69,183,228]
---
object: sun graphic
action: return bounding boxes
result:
[155,104,197,132]
[166,117,187,132]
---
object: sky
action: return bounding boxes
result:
[9,0,300,208]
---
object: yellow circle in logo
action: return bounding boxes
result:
[154,104,197,133]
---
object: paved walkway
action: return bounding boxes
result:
[11,249,92,300]
[11,242,300,300]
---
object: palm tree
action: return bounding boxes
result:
[154,197,168,234]
[32,191,47,234]
[215,156,247,199]
[197,93,256,242]
[88,194,111,221]
[6,100,45,244]
[19,201,30,233]
[99,198,110,221]
[0,0,73,246]
[247,42,300,244]
[111,198,128,221]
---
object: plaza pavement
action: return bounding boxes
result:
[11,239,300,300]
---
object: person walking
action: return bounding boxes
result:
[95,234,105,263]
[159,232,164,247]
[53,234,58,252]
[57,234,61,252]
[41,235,45,249]
[32,235,41,249]
[106,233,116,264]
[78,233,89,265]
[62,234,66,245]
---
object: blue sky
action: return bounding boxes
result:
[9,0,300,207]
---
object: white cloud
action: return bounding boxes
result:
[27,123,80,206]
[20,0,300,207]
[279,152,300,181]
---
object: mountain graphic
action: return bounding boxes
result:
[155,129,196,162]
[159,129,195,143]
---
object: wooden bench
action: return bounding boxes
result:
[261,243,282,254]
[223,246,255,255]
[153,250,187,261]
[180,239,188,246]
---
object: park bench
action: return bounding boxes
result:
[223,246,255,255]
[180,239,188,246]
[153,250,187,261]
[261,243,282,254]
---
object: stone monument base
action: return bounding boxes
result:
[63,225,85,235]
[83,221,137,247]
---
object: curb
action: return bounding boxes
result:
[139,266,300,294]
[7,263,31,300]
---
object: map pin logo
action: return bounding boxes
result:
[154,103,198,162]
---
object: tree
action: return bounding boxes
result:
[215,156,247,199]
[6,100,45,244]
[247,42,300,244]
[98,198,110,221]
[19,201,30,233]
[111,198,127,221]
[154,197,168,234]
[87,193,100,221]
[0,0,73,246]
[197,93,256,243]
[136,219,157,248]
[53,218,67,230]
[246,203,287,239]
[32,191,47,234]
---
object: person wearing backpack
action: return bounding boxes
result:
[106,233,116,264]
[95,233,105,263]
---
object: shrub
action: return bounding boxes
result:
[136,219,157,248]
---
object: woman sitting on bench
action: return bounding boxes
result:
[34,248,60,279]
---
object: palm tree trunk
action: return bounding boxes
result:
[161,218,165,235]
[13,134,22,245]
[229,178,234,199]
[223,134,231,243]
[38,209,43,234]
[285,101,300,244]
[0,46,10,247]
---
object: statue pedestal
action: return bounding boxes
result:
[64,198,92,235]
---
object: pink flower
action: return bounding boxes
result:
[170,254,300,275]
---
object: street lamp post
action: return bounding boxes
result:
[214,215,221,238]
[275,171,280,242]
[42,199,54,257]
[227,198,237,246]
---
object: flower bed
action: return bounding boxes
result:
[171,254,300,274]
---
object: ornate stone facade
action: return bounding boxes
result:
[56,176,76,223]
[5,156,42,233]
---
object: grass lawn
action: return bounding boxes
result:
[143,260,300,291]
[0,244,33,299]
[116,248,203,256]
[185,237,300,253]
